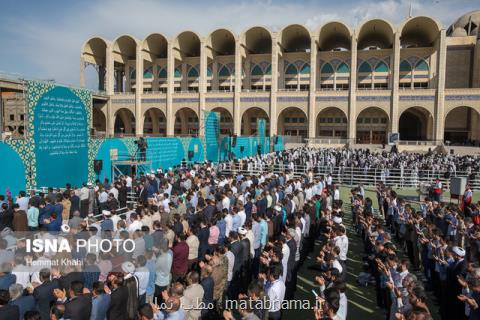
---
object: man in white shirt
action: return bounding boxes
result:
[266,265,286,320]
[334,225,348,264]
[224,209,233,237]
[125,175,132,190]
[134,255,150,304]
[128,213,143,233]
[16,191,29,212]
[237,207,246,228]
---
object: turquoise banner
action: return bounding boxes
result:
[204,111,220,162]
[257,118,266,154]
[0,142,27,196]
[31,84,90,188]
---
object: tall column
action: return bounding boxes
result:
[166,42,175,136]
[244,58,251,89]
[199,39,207,137]
[434,29,447,143]
[135,44,144,136]
[309,36,318,139]
[348,34,358,142]
[270,34,279,136]
[212,62,219,91]
[234,39,242,135]
[391,32,401,136]
[472,32,480,88]
[80,57,86,87]
[106,44,114,136]
[152,63,159,92]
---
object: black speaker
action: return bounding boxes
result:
[232,135,237,147]
[257,145,261,156]
[274,135,279,144]
[94,160,103,173]
[90,128,96,136]
[240,146,245,152]
[450,149,454,155]
[188,150,194,160]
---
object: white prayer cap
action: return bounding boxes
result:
[102,210,111,216]
[452,246,466,257]
[274,205,282,212]
[122,261,135,274]
[61,224,70,233]
[333,216,342,224]
[238,227,247,235]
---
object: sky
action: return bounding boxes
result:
[0,0,478,88]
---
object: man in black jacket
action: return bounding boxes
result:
[33,269,59,320]
[228,231,243,299]
[0,289,19,320]
[54,280,92,320]
[107,276,129,320]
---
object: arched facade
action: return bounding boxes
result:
[82,13,480,145]
[112,35,137,93]
[114,108,136,135]
[241,107,269,136]
[174,107,199,135]
[92,107,107,133]
[444,106,480,145]
[277,107,308,138]
[143,108,166,136]
[81,37,108,90]
[207,29,236,92]
[399,106,434,141]
[316,107,348,138]
[356,107,389,144]
[211,107,233,135]
[241,26,272,91]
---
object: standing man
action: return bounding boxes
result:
[79,183,89,218]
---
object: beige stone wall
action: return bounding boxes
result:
[445,47,473,88]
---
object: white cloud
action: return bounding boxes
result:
[0,0,477,86]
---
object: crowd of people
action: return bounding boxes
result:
[352,180,480,320]
[0,146,478,320]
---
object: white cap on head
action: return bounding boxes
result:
[102,210,111,216]
[333,216,342,224]
[121,261,135,274]
[452,246,466,257]
[61,224,70,233]
[274,205,282,212]
[238,227,247,235]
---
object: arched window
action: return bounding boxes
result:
[285,64,298,75]
[336,62,350,73]
[264,64,271,75]
[174,67,182,78]
[143,67,153,79]
[375,61,389,72]
[158,68,167,78]
[251,65,263,76]
[358,61,372,73]
[321,63,334,74]
[400,60,412,72]
[130,67,136,80]
[415,60,429,71]
[207,66,213,77]
[219,65,231,77]
[300,63,311,75]
[188,67,199,78]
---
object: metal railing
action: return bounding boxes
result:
[306,138,351,144]
[397,140,439,146]
[219,163,480,191]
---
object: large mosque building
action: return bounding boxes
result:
[80,11,480,146]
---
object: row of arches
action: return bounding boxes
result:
[82,16,443,91]
[94,106,480,145]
